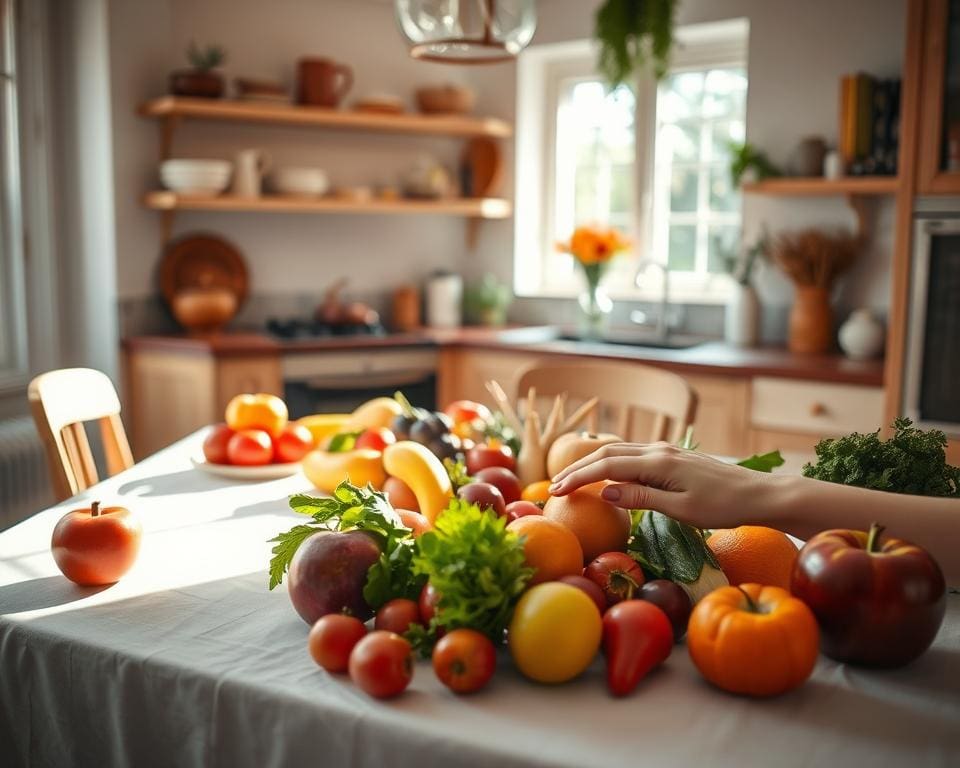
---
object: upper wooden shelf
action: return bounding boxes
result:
[139,96,513,139]
[143,191,512,219]
[742,176,901,196]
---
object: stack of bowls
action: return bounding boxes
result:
[160,159,232,195]
[270,166,329,197]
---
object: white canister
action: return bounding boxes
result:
[425,272,463,329]
[823,150,843,180]
[724,282,760,348]
[838,309,885,360]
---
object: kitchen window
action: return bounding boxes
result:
[514,19,749,303]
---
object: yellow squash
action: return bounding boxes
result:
[303,448,386,494]
[382,441,453,523]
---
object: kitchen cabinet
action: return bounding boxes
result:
[124,340,282,458]
[918,0,960,193]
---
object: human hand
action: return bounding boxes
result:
[548,442,779,530]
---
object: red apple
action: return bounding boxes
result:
[457,482,506,517]
[51,501,142,586]
[473,466,522,504]
[505,500,542,523]
[465,444,516,474]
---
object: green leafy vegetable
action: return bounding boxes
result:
[326,430,363,453]
[411,499,533,647]
[267,482,419,601]
[737,450,785,473]
[629,510,720,583]
[802,418,960,497]
[443,457,474,491]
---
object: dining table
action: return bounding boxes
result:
[1,428,958,768]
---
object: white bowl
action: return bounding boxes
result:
[160,159,232,195]
[270,166,329,197]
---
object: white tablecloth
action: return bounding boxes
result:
[1,431,958,768]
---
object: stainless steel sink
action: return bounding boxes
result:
[558,330,706,350]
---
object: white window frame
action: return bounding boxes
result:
[514,18,749,305]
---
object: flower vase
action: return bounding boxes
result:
[789,285,834,354]
[577,281,612,340]
[724,282,760,347]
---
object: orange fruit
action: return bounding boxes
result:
[706,526,799,590]
[521,480,552,504]
[542,482,630,563]
[506,516,583,586]
[225,393,288,438]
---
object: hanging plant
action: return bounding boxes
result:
[595,0,678,87]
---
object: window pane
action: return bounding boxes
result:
[659,71,703,121]
[709,164,740,212]
[670,167,698,212]
[658,122,700,163]
[707,225,741,273]
[703,68,747,119]
[709,120,746,164]
[668,224,697,271]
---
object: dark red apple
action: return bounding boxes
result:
[287,530,380,625]
[559,574,607,615]
[457,481,506,517]
[639,579,692,641]
[465,444,515,475]
[473,466,522,504]
[505,500,542,523]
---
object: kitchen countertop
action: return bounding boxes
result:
[122,326,885,387]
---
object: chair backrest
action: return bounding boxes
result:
[514,360,699,443]
[28,368,134,501]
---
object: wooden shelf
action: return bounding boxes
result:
[139,96,512,139]
[742,176,901,196]
[143,191,512,219]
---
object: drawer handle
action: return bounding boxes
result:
[810,402,829,417]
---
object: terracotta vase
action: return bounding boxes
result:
[789,286,834,354]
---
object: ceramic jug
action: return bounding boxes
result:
[232,149,271,198]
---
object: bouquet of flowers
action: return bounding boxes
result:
[556,226,631,336]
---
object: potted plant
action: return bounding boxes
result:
[728,141,782,187]
[169,42,227,99]
[594,0,678,87]
[464,274,512,327]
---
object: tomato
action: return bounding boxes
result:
[348,631,414,699]
[473,466,522,504]
[432,629,497,694]
[444,400,492,426]
[225,393,288,438]
[273,423,314,463]
[355,427,396,452]
[308,614,367,673]
[584,552,645,606]
[465,444,516,475]
[226,429,274,466]
[505,500,542,523]
[51,501,142,586]
[375,598,423,634]
[508,582,602,684]
[202,423,234,464]
[602,600,673,697]
[419,582,441,625]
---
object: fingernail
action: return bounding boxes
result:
[602,486,620,501]
[548,482,560,493]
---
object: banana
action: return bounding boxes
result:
[303,448,386,495]
[382,441,453,523]
[346,397,403,430]
[296,413,351,446]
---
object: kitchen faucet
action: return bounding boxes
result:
[632,259,673,340]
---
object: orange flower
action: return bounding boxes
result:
[557,226,631,266]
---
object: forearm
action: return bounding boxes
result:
[763,475,960,586]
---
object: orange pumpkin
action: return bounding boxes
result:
[687,583,819,697]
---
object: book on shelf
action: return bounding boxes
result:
[838,72,900,176]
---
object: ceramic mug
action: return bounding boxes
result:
[232,149,271,198]
[297,58,353,108]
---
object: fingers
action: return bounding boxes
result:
[550,441,673,485]
[600,482,673,514]
[549,452,680,498]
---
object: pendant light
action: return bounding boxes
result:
[395,0,537,64]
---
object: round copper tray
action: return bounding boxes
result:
[159,234,249,307]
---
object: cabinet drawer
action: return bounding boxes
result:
[750,377,884,436]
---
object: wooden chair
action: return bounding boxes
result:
[28,368,134,501]
[514,360,699,443]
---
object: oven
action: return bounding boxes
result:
[904,199,960,436]
[281,346,439,418]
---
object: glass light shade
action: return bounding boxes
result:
[395,0,536,63]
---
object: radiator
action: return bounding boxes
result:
[0,416,53,530]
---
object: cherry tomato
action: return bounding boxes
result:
[273,423,314,463]
[432,629,497,694]
[226,429,274,466]
[348,631,414,699]
[603,600,673,697]
[419,582,441,625]
[202,423,235,464]
[505,500,542,523]
[585,552,645,606]
[308,614,368,673]
[355,427,396,452]
[375,598,423,634]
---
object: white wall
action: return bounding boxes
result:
[467,0,905,328]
